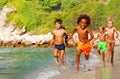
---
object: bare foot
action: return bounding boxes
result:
[75,66,79,73]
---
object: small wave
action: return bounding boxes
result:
[36,68,60,79]
[80,53,100,68]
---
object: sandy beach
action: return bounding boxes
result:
[50,45,120,79]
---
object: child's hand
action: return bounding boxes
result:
[68,35,72,39]
[73,43,76,46]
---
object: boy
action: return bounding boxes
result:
[97,26,107,66]
[49,19,69,66]
[71,14,94,72]
[105,18,119,64]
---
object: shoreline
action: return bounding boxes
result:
[50,45,120,79]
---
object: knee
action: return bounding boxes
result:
[59,55,64,59]
[107,48,111,51]
[85,55,89,60]
[111,48,114,52]
[76,53,81,56]
[111,51,114,55]
[86,57,89,60]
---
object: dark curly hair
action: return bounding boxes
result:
[54,19,62,24]
[99,26,105,31]
[77,14,91,26]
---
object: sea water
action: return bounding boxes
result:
[0,47,100,79]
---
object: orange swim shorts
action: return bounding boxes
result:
[77,42,92,55]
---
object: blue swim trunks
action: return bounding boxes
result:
[55,44,65,50]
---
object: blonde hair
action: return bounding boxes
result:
[107,16,114,24]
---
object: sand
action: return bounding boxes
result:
[50,46,120,79]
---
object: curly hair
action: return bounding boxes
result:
[54,19,62,24]
[77,14,91,26]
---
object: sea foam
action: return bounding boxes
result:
[36,68,60,79]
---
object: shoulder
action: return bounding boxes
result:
[75,26,79,29]
[113,27,116,30]
[53,30,57,34]
[105,27,109,29]
[59,29,66,34]
[72,26,78,31]
[86,27,91,31]
[60,28,66,32]
[105,27,108,30]
[105,27,109,31]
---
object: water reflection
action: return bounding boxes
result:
[102,67,110,79]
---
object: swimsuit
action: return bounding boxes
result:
[98,42,107,52]
[77,42,92,55]
[55,44,65,50]
[106,39,115,43]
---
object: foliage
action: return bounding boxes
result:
[0,0,8,10]
[1,0,120,34]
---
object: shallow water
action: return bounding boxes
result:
[0,47,99,79]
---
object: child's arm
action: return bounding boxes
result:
[64,30,76,46]
[91,33,99,45]
[87,28,94,42]
[114,28,119,39]
[71,37,76,46]
[65,30,69,37]
[70,27,77,39]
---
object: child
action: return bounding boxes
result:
[97,26,107,66]
[49,19,69,66]
[105,18,119,64]
[71,14,94,72]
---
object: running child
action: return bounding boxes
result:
[97,26,107,66]
[49,19,70,66]
[105,18,119,64]
[71,14,94,72]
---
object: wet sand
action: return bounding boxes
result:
[50,46,120,79]
[95,45,120,79]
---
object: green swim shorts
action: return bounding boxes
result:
[98,42,107,52]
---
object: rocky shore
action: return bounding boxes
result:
[0,6,120,48]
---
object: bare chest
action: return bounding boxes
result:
[106,28,115,34]
[54,30,65,37]
[77,29,88,35]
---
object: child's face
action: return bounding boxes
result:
[107,21,113,28]
[99,27,104,32]
[79,19,87,29]
[55,22,61,29]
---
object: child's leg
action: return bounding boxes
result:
[107,43,111,62]
[54,49,59,64]
[59,50,65,65]
[76,50,82,72]
[85,54,89,60]
[101,51,105,66]
[111,42,115,63]
[97,48,101,58]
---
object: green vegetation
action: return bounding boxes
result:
[1,0,120,34]
[0,0,8,10]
